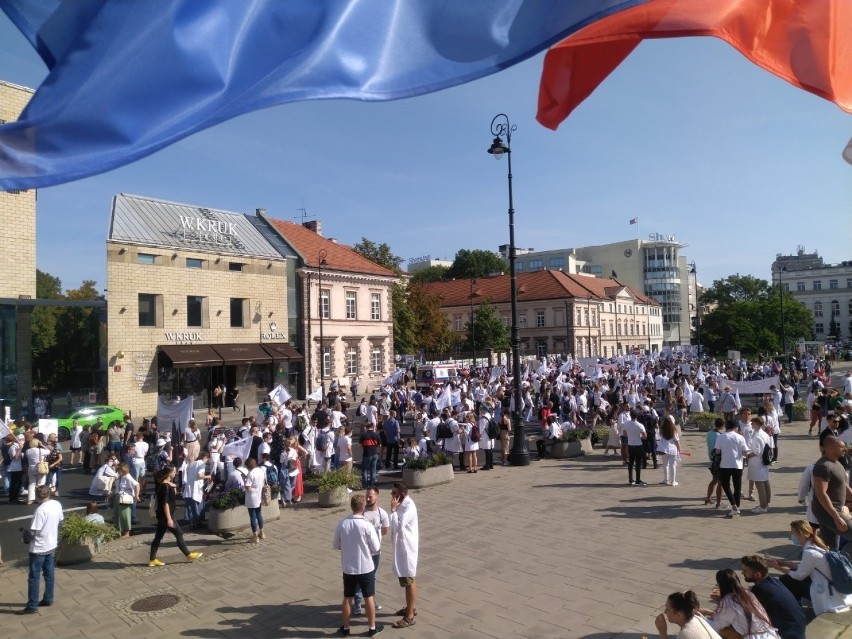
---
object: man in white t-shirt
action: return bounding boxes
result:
[353,487,390,615]
[623,410,647,486]
[715,420,748,517]
[19,485,64,614]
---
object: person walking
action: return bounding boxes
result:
[657,415,681,486]
[382,410,401,470]
[360,423,381,489]
[18,485,63,615]
[333,493,384,637]
[715,419,748,518]
[148,464,203,567]
[113,462,139,538]
[705,418,724,508]
[390,482,418,629]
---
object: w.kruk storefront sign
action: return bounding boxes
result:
[178,216,238,247]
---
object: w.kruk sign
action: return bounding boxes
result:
[178,215,237,246]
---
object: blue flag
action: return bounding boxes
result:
[0,0,646,190]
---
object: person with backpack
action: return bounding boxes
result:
[460,413,480,474]
[478,405,496,471]
[382,410,401,471]
[770,519,852,615]
[745,416,772,514]
[359,423,382,489]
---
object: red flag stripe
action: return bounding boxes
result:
[537,0,852,130]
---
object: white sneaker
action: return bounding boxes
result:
[746,494,755,501]
[751,506,766,514]
[671,482,679,487]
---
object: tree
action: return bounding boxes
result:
[463,300,508,353]
[828,318,841,340]
[699,275,811,356]
[445,249,506,280]
[408,283,457,354]
[409,264,450,284]
[352,238,403,274]
[32,270,62,366]
[391,283,416,354]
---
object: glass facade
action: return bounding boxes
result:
[0,304,17,408]
[643,245,681,330]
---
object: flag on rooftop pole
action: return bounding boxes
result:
[537,0,852,130]
[629,217,638,225]
[0,0,651,190]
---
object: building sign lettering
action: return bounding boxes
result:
[648,233,677,242]
[165,331,203,341]
[261,332,286,341]
[178,215,237,247]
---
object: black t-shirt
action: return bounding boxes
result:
[359,431,381,457]
[751,577,806,639]
[155,482,176,522]
[249,435,263,462]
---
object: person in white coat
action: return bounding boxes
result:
[478,407,494,471]
[389,482,418,629]
[182,451,208,529]
[243,457,267,543]
[441,410,463,470]
[745,417,772,514]
[25,440,49,505]
[772,519,852,615]
[69,420,83,465]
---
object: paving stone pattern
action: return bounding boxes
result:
[0,413,836,638]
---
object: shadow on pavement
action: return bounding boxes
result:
[576,633,647,639]
[180,601,342,638]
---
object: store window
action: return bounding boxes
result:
[528,259,543,272]
[812,280,822,290]
[137,253,156,265]
[346,291,357,320]
[796,282,805,292]
[138,293,159,327]
[815,323,824,334]
[186,258,204,269]
[814,302,823,317]
[371,293,381,321]
[549,257,565,269]
[831,300,840,317]
[187,295,204,327]
[829,279,838,289]
[230,298,246,328]
[536,340,547,357]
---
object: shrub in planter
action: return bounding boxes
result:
[591,425,610,446]
[559,428,591,443]
[690,412,718,432]
[791,402,808,421]
[316,468,362,508]
[210,489,246,511]
[402,452,454,488]
[56,513,120,565]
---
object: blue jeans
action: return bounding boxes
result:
[248,506,264,533]
[354,553,380,609]
[361,455,378,488]
[27,551,55,610]
[279,469,293,502]
[185,498,200,524]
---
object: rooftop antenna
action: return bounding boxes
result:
[295,197,313,224]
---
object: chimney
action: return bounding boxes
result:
[303,220,322,236]
[255,208,266,217]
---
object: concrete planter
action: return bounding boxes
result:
[550,438,594,459]
[208,500,281,531]
[792,405,808,421]
[56,540,98,566]
[402,463,454,489]
[318,486,349,508]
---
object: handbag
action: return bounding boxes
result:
[95,474,115,493]
[36,460,50,475]
[261,484,271,506]
[118,493,134,505]
[718,627,743,639]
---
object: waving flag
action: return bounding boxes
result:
[538,0,852,130]
[269,384,291,405]
[0,0,649,190]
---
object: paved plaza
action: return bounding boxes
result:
[0,414,835,638]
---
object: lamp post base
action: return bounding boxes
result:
[510,449,530,467]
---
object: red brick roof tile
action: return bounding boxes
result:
[265,218,397,277]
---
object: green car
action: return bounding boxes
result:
[52,405,127,441]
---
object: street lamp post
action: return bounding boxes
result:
[470,278,477,370]
[318,249,328,398]
[689,262,701,358]
[779,265,788,366]
[488,113,528,467]
[587,296,592,357]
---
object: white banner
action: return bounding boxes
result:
[221,435,252,461]
[37,418,58,439]
[0,418,9,438]
[157,396,194,433]
[489,366,505,383]
[269,384,291,405]
[728,376,780,395]
[307,387,323,402]
[436,388,452,410]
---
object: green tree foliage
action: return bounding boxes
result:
[445,249,506,280]
[32,270,62,362]
[408,284,457,354]
[463,299,508,353]
[699,275,812,356]
[391,283,416,354]
[352,238,403,274]
[409,264,450,284]
[828,318,841,340]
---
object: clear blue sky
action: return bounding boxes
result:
[1,16,850,295]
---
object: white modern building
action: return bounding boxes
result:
[499,235,693,346]
[772,248,852,341]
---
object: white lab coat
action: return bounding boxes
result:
[390,496,419,578]
[182,459,206,502]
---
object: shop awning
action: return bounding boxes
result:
[212,343,273,365]
[261,342,304,361]
[158,344,223,368]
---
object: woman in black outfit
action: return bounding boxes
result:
[148,464,203,567]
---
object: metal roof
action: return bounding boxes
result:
[109,193,284,259]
